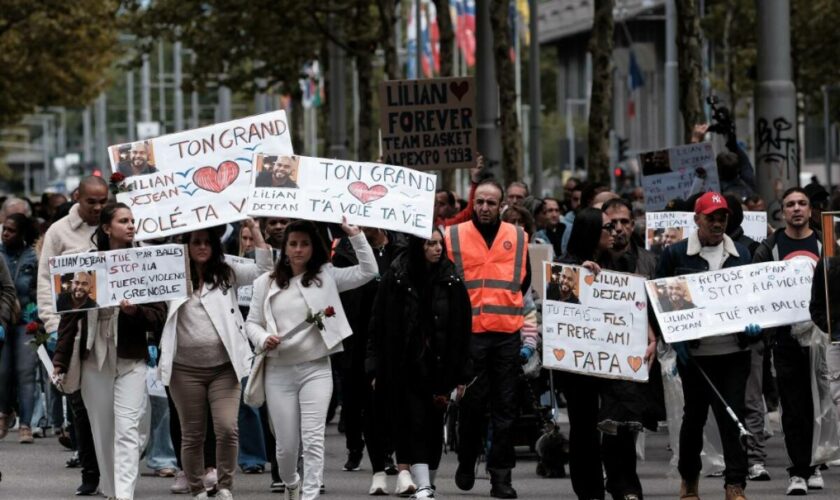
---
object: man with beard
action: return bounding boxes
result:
[603,198,657,278]
[752,187,826,495]
[119,142,158,177]
[56,272,98,312]
[656,192,760,500]
[446,179,530,499]
[659,280,696,312]
[256,156,299,188]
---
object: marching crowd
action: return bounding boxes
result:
[0,132,839,500]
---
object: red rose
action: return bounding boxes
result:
[25,322,39,334]
[324,306,336,318]
[110,172,125,183]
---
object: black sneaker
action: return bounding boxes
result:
[455,461,475,491]
[490,483,518,498]
[75,482,99,496]
[343,449,363,471]
[383,455,398,476]
[270,480,285,493]
[320,483,326,494]
[65,452,81,468]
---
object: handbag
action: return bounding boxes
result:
[243,352,267,407]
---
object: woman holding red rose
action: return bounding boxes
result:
[245,218,378,500]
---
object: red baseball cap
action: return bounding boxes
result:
[694,192,731,215]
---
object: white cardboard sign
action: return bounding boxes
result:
[645,211,770,251]
[640,143,720,211]
[542,262,649,382]
[225,254,255,307]
[109,111,294,240]
[48,245,189,313]
[647,260,814,343]
[247,154,436,238]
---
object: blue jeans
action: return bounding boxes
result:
[238,377,267,469]
[145,395,178,470]
[0,325,39,425]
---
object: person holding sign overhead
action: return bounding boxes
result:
[158,219,273,500]
[244,218,378,500]
[655,192,761,500]
[52,202,168,500]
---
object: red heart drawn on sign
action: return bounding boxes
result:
[348,182,388,204]
[627,356,643,373]
[450,81,469,101]
[192,161,239,193]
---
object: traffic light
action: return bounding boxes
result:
[618,137,630,162]
[614,167,625,180]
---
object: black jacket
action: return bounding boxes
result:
[811,256,840,342]
[366,254,472,397]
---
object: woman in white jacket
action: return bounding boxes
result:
[245,218,377,500]
[158,220,272,500]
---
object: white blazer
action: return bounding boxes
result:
[158,248,273,386]
[246,233,378,353]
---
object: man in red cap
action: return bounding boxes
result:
[655,192,761,500]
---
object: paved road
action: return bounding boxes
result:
[1,417,839,499]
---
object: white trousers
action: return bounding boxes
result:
[81,354,149,500]
[265,356,332,500]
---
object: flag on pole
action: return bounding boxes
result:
[451,0,476,67]
[407,0,418,79]
[627,50,644,118]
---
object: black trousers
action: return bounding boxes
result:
[166,387,216,469]
[69,391,100,485]
[342,360,389,471]
[457,332,520,470]
[773,331,816,479]
[561,372,605,500]
[602,430,642,500]
[677,351,750,487]
[395,385,445,469]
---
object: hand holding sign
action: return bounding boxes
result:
[341,216,361,237]
[119,299,138,316]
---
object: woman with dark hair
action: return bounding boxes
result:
[158,219,272,500]
[52,202,167,500]
[559,206,657,500]
[367,227,471,498]
[245,218,377,500]
[0,213,39,443]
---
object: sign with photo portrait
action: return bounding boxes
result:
[645,210,770,252]
[48,245,189,313]
[246,154,437,239]
[108,111,294,240]
[542,263,650,382]
[639,143,720,211]
[646,260,814,343]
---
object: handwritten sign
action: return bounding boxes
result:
[378,76,476,170]
[48,245,189,313]
[109,111,294,240]
[247,155,436,238]
[542,263,649,382]
[639,143,720,211]
[647,260,814,343]
[645,211,769,251]
[225,254,255,307]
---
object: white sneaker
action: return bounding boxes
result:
[395,470,416,497]
[410,486,435,498]
[828,458,840,467]
[748,463,771,481]
[216,489,233,500]
[191,493,208,500]
[284,480,301,500]
[369,472,388,495]
[787,476,808,496]
[807,470,824,490]
[170,471,190,494]
[202,468,218,492]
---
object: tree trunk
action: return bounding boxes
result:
[376,0,400,80]
[291,91,305,153]
[434,0,456,189]
[356,51,374,160]
[587,0,614,185]
[489,0,522,186]
[676,0,704,143]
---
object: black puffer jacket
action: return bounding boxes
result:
[366,253,472,397]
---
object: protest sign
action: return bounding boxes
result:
[542,263,649,382]
[225,254,255,307]
[247,155,436,238]
[742,211,768,243]
[109,111,294,240]
[48,245,189,313]
[378,76,476,170]
[645,210,770,251]
[528,244,554,301]
[647,260,814,343]
[821,211,840,342]
[639,143,720,211]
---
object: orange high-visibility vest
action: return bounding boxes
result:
[445,220,528,334]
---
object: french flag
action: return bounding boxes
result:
[452,0,476,67]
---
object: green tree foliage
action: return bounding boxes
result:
[0,0,118,127]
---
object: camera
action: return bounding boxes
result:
[706,95,736,137]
